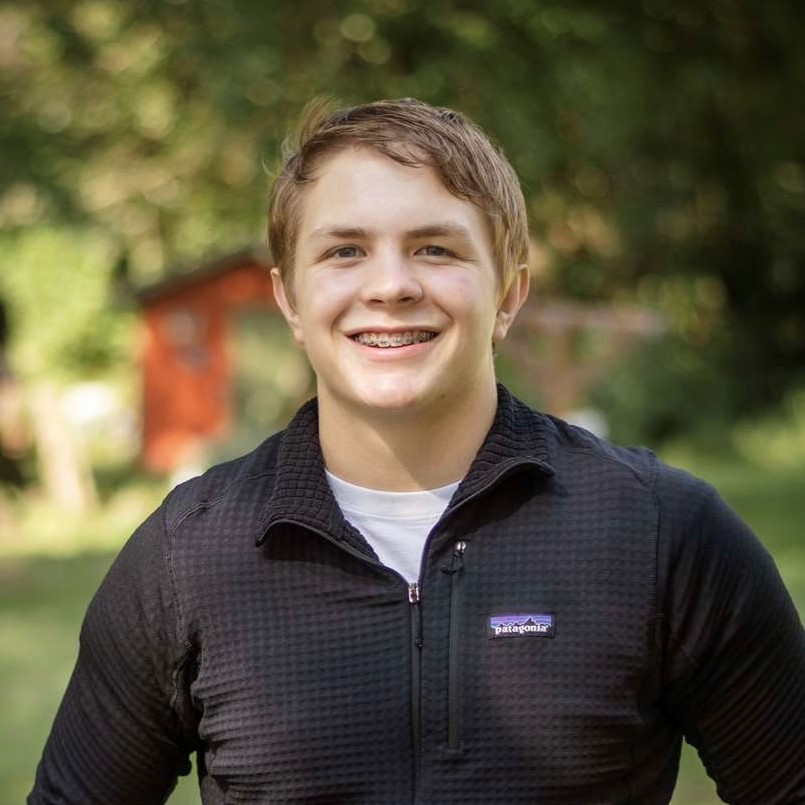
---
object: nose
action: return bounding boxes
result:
[360,248,423,306]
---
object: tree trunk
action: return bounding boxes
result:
[27,382,97,513]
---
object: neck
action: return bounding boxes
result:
[318,384,498,491]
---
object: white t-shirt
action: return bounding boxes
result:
[325,470,459,583]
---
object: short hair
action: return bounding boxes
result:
[267,98,529,297]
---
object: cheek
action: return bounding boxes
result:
[294,279,354,335]
[441,276,499,326]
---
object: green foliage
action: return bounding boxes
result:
[0,227,132,377]
[733,388,805,471]
[1,0,803,428]
[593,335,728,446]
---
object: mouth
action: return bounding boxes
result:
[351,330,438,348]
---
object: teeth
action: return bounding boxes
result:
[353,331,436,348]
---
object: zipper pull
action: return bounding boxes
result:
[408,582,420,604]
[443,541,467,575]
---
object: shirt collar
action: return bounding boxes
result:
[255,385,554,547]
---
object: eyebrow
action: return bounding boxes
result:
[406,223,474,241]
[309,226,370,242]
[308,223,475,242]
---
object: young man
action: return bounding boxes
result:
[31,99,805,804]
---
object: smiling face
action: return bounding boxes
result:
[272,147,527,427]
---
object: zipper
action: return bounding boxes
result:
[408,581,423,797]
[263,512,504,786]
[263,520,424,791]
[445,540,467,750]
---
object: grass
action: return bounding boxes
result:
[2,455,803,804]
[0,551,117,800]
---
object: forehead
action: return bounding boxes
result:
[295,147,490,242]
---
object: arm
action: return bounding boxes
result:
[28,506,197,805]
[658,469,805,804]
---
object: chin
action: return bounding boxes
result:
[358,391,427,414]
[351,379,438,416]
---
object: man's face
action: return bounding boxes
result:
[272,147,526,423]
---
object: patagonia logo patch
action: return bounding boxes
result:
[488,613,555,639]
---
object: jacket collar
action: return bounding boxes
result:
[255,385,554,547]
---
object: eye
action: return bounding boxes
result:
[330,245,362,259]
[418,245,452,257]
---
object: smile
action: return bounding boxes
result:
[352,331,437,348]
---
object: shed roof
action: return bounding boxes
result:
[137,246,271,305]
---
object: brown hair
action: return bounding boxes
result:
[267,98,529,297]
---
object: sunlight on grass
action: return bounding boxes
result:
[0,553,107,802]
[1,481,167,559]
[671,744,721,805]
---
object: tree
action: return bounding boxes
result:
[1,0,803,437]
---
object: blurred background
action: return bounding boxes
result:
[1,0,803,802]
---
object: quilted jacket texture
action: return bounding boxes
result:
[30,387,805,804]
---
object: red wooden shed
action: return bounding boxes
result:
[138,248,310,474]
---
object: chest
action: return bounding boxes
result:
[184,484,661,803]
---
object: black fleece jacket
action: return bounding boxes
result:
[30,388,805,804]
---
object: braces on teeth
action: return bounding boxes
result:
[354,331,436,348]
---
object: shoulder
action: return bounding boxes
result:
[161,430,284,534]
[537,408,660,495]
[545,413,761,568]
[87,431,286,598]
[93,432,287,637]
[101,432,288,595]
[533,403,718,513]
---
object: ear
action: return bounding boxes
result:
[493,264,529,343]
[271,268,305,346]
